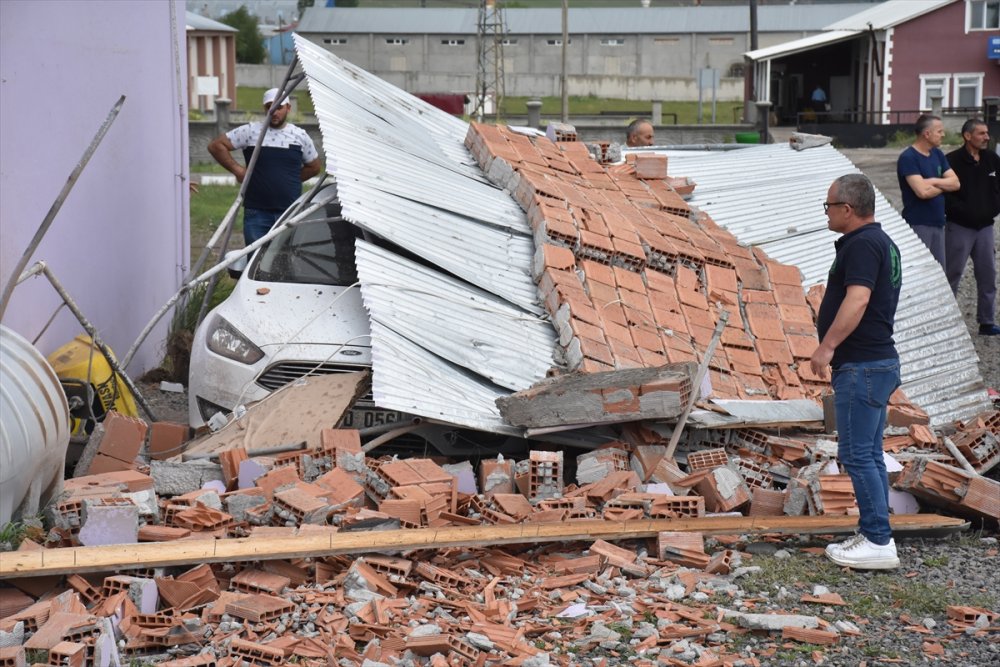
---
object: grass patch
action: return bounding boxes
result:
[191,162,233,174]
[887,129,963,148]
[775,643,823,661]
[190,184,242,249]
[846,576,998,618]
[738,554,844,595]
[500,95,744,124]
[922,554,949,567]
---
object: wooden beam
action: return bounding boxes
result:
[0,514,966,579]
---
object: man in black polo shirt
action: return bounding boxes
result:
[810,173,902,570]
[944,118,1000,336]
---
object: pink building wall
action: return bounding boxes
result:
[889,0,1000,113]
[0,1,190,374]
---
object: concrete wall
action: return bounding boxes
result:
[190,116,747,165]
[0,0,188,375]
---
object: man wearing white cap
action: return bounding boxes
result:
[208,88,322,244]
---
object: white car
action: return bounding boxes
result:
[188,185,401,430]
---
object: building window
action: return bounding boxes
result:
[600,38,625,46]
[501,38,518,46]
[954,73,984,108]
[919,74,950,110]
[323,38,347,45]
[727,62,744,78]
[709,37,734,45]
[968,0,1000,30]
[385,38,409,45]
[655,37,680,44]
[441,39,465,46]
[546,39,571,46]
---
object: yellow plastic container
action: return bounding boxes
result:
[47,335,138,438]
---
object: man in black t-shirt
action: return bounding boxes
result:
[810,174,902,570]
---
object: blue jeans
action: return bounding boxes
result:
[243,208,281,245]
[832,358,901,546]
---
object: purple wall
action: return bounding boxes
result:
[0,1,190,374]
[889,1,1000,113]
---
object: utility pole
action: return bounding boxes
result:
[561,0,568,122]
[473,0,507,122]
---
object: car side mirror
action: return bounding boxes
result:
[226,251,248,280]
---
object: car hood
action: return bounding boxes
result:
[217,276,371,350]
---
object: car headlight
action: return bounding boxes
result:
[206,315,264,365]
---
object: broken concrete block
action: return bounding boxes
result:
[576,447,630,485]
[225,490,268,523]
[94,411,148,468]
[150,460,224,496]
[634,154,668,180]
[78,498,139,546]
[721,608,820,631]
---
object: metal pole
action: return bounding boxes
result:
[664,310,729,460]
[561,0,569,123]
[16,262,158,422]
[0,96,125,321]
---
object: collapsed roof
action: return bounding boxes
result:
[292,35,990,432]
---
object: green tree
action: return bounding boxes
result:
[221,6,266,64]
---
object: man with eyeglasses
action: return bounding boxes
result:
[811,174,902,570]
[896,114,959,267]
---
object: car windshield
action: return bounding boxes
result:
[250,219,360,286]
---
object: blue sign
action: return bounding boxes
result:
[990,36,1000,60]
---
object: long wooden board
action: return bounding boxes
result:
[0,514,966,579]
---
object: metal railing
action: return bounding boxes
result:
[796,106,984,127]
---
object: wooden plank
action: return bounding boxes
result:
[0,514,967,579]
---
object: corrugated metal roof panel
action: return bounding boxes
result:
[298,6,873,35]
[745,30,860,62]
[355,240,557,392]
[367,320,521,435]
[825,0,953,30]
[186,11,238,32]
[660,142,990,425]
[294,35,555,431]
[294,35,540,314]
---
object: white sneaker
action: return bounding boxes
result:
[826,536,899,570]
[825,533,865,558]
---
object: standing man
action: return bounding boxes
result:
[811,174,902,570]
[945,119,1000,336]
[626,118,654,147]
[896,114,960,267]
[208,88,322,245]
[811,84,828,114]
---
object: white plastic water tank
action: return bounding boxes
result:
[0,324,70,525]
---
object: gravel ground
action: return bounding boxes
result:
[128,146,998,667]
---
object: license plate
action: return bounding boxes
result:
[339,407,405,429]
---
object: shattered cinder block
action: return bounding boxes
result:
[527,450,564,502]
[150,460,225,496]
[895,459,1000,520]
[480,456,514,499]
[693,465,751,513]
[576,447,630,485]
[655,531,708,568]
[78,498,139,547]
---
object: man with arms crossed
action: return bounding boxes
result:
[896,114,959,267]
[208,88,322,245]
[811,174,902,570]
[945,119,1000,336]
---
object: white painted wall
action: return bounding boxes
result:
[0,0,189,375]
